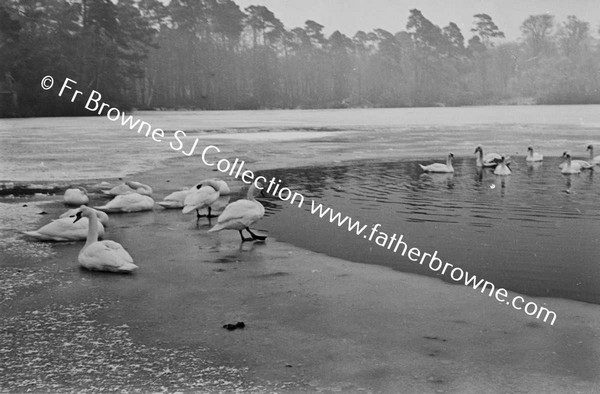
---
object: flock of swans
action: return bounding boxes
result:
[419,144,600,175]
[23,178,267,273]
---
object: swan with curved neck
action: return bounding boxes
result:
[561,153,581,174]
[74,206,137,272]
[526,146,543,162]
[419,153,454,173]
[182,179,222,219]
[208,183,266,242]
[474,146,502,167]
[587,145,600,164]
[493,156,511,175]
[559,151,594,171]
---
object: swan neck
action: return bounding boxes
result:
[84,213,99,248]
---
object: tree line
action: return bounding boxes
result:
[1,0,599,117]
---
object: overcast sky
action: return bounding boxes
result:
[234,0,600,41]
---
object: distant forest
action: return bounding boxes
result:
[1,0,600,117]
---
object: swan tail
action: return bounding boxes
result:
[181,205,195,214]
[418,164,427,171]
[208,224,224,233]
[93,205,110,212]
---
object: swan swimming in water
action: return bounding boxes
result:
[94,193,154,212]
[561,153,581,174]
[526,146,543,162]
[74,206,137,273]
[182,179,222,219]
[474,146,502,167]
[558,151,594,171]
[419,153,454,173]
[23,215,105,241]
[208,183,266,242]
[587,145,600,165]
[493,156,512,175]
[102,181,153,196]
[64,187,89,206]
[60,207,109,226]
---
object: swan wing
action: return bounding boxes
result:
[95,194,154,212]
[60,208,109,226]
[24,218,104,241]
[420,163,453,173]
[64,189,89,205]
[158,190,188,208]
[209,200,263,231]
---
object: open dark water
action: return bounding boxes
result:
[259,157,600,304]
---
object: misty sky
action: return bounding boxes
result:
[235,0,600,41]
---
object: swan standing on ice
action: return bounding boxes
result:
[23,215,105,241]
[493,156,512,175]
[587,145,600,165]
[64,187,89,206]
[158,178,230,209]
[526,147,543,162]
[559,151,594,171]
[60,207,109,226]
[561,153,581,174]
[208,183,266,242]
[182,179,222,219]
[102,181,153,196]
[419,153,454,173]
[95,193,154,212]
[74,206,137,273]
[474,146,502,167]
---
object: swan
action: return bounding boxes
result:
[158,179,230,209]
[23,216,105,242]
[60,207,109,226]
[587,145,600,164]
[419,153,454,173]
[182,179,222,218]
[157,189,190,209]
[102,181,153,196]
[94,193,154,212]
[526,146,543,162]
[561,153,581,174]
[493,156,512,175]
[64,187,89,205]
[558,151,594,171]
[208,183,266,242]
[197,178,231,195]
[74,206,137,273]
[474,146,502,167]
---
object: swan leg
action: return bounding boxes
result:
[196,209,201,219]
[239,230,253,242]
[246,227,267,241]
[207,206,215,218]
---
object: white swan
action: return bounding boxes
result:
[198,178,231,195]
[64,187,89,206]
[587,145,600,164]
[208,183,266,242]
[559,151,594,171]
[102,181,153,196]
[526,146,543,162]
[493,156,511,175]
[23,216,105,242]
[561,153,581,174]
[419,153,454,173]
[94,193,154,213]
[182,179,222,218]
[74,206,137,273]
[474,146,502,167]
[158,179,230,209]
[157,189,189,209]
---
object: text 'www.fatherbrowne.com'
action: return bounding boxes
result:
[309,201,557,326]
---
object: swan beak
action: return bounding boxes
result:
[73,211,83,223]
